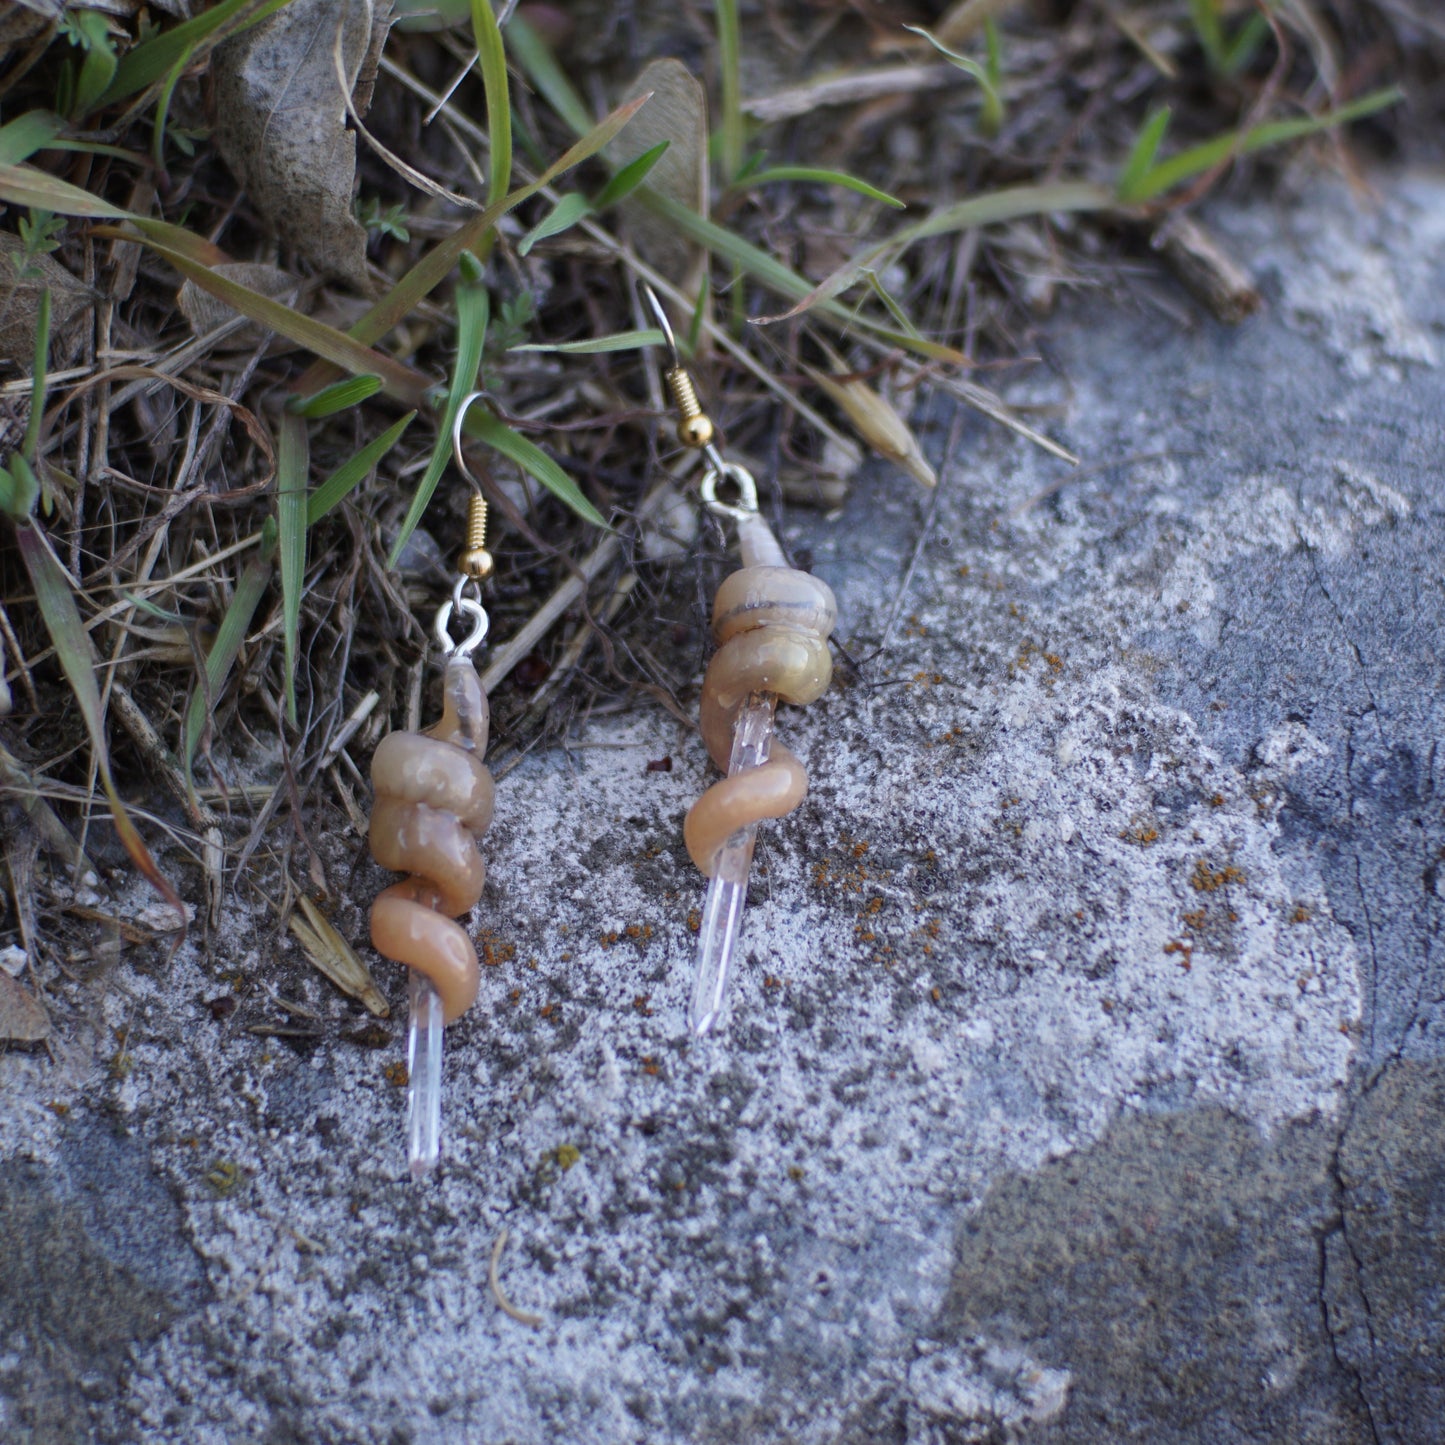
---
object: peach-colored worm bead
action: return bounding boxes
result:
[684,564,837,875]
[369,658,492,1024]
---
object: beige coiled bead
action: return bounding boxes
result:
[684,564,837,875]
[369,658,494,1023]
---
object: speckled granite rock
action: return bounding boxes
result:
[2,166,1442,1445]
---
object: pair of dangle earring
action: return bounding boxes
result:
[644,290,839,1038]
[363,312,839,1177]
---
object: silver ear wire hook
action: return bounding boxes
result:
[642,284,681,371]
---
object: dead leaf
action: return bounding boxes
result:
[211,0,393,288]
[612,58,708,298]
[0,970,49,1044]
[176,261,300,348]
[802,362,937,488]
[289,894,390,1017]
[0,233,90,371]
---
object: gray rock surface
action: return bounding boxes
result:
[2,165,1442,1444]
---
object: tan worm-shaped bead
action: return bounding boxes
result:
[684,562,837,875]
[369,658,493,1024]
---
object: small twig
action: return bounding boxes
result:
[489,1229,543,1328]
[478,472,677,695]
[0,740,97,879]
[520,570,638,728]
[321,689,380,765]
[743,63,959,124]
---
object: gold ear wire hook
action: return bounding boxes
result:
[450,391,494,581]
[643,285,715,451]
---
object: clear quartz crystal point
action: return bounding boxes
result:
[690,693,776,1038]
[406,971,445,1180]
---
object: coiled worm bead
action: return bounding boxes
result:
[369,658,493,1023]
[684,565,837,875]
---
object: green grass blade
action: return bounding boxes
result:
[1189,0,1225,69]
[307,412,415,525]
[1224,12,1271,75]
[14,521,182,921]
[752,180,1112,323]
[135,237,429,402]
[22,289,49,462]
[863,270,923,340]
[716,0,744,182]
[594,141,669,210]
[518,192,590,256]
[511,328,663,354]
[150,48,192,176]
[74,41,118,118]
[312,92,650,368]
[387,261,489,567]
[0,456,40,519]
[746,165,904,208]
[98,0,293,107]
[463,406,604,527]
[287,374,384,418]
[0,111,63,165]
[1132,88,1402,201]
[904,25,1002,133]
[277,410,308,726]
[469,0,511,205]
[505,13,592,137]
[0,161,134,216]
[1117,106,1172,203]
[109,217,229,264]
[183,518,278,799]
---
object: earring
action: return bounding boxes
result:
[367,485,495,1180]
[644,289,838,1038]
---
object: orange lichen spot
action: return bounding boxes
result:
[1191,860,1244,892]
[641,1056,661,1077]
[599,931,621,948]
[539,1002,557,1021]
[384,1061,409,1087]
[47,1101,70,1117]
[1291,905,1312,924]
[1209,793,1226,807]
[1043,653,1063,673]
[508,988,521,1005]
[1121,823,1159,845]
[930,986,942,1002]
[480,933,515,967]
[864,897,885,915]
[851,841,870,859]
[763,975,782,990]
[686,909,702,932]
[1163,939,1193,971]
[1181,909,1207,931]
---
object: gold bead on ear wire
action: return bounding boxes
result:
[664,366,715,449]
[457,493,494,580]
